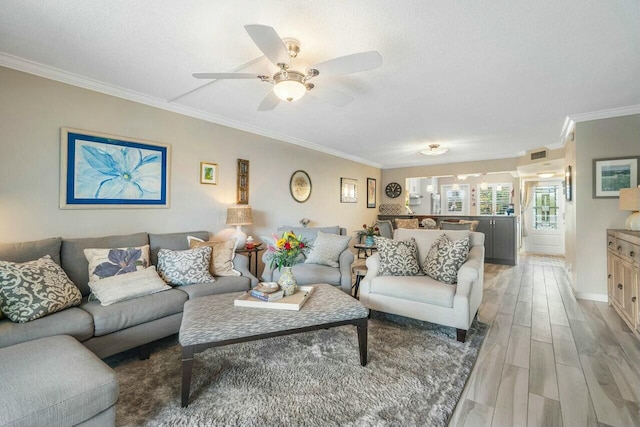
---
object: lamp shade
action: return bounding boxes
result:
[620,186,640,231]
[226,205,253,225]
[619,187,640,211]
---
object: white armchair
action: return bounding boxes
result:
[359,229,484,342]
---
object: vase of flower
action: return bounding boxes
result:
[357,223,380,246]
[365,235,375,247]
[278,266,297,296]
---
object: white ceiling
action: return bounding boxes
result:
[1,1,638,168]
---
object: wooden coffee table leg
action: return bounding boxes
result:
[356,318,368,366]
[181,346,195,407]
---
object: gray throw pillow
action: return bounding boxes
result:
[374,236,423,276]
[0,255,82,323]
[304,231,351,268]
[423,235,470,284]
[157,246,215,286]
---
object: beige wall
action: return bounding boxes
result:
[0,67,380,255]
[566,114,640,299]
[564,136,577,291]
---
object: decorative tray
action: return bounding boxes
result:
[234,286,315,311]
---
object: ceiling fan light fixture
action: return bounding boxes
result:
[273,69,307,102]
[420,144,449,156]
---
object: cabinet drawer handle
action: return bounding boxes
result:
[618,284,623,289]
[617,246,622,251]
[609,241,613,246]
[633,297,637,303]
[631,251,635,257]
[608,273,612,279]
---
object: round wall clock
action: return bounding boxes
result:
[385,182,402,198]
[290,170,312,203]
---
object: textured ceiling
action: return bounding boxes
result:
[0,0,638,168]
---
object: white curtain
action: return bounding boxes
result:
[522,181,539,237]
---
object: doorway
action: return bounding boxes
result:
[524,181,565,255]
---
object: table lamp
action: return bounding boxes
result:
[619,186,640,231]
[226,205,253,248]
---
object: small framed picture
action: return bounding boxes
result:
[341,178,358,203]
[592,156,639,198]
[290,170,312,203]
[200,162,218,185]
[367,178,376,208]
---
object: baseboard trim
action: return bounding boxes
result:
[575,292,608,302]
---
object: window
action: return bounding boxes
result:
[478,183,512,215]
[533,186,559,230]
[442,184,469,215]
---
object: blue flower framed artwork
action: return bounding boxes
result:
[60,128,171,208]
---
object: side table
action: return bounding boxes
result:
[352,265,368,299]
[353,244,377,259]
[235,246,265,277]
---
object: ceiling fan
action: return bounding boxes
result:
[192,24,382,111]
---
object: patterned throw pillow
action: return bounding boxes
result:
[187,237,240,277]
[156,246,215,286]
[0,255,82,323]
[374,236,423,276]
[84,245,150,283]
[88,266,171,306]
[423,235,470,284]
[395,218,419,229]
[304,231,351,268]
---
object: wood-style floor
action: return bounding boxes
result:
[449,254,640,427]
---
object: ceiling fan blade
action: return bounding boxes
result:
[257,90,280,111]
[244,24,290,67]
[312,51,382,77]
[192,72,261,79]
[307,86,353,107]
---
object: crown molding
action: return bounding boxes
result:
[569,104,640,123]
[0,52,381,168]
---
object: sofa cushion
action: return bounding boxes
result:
[81,288,187,336]
[304,231,351,268]
[440,221,472,231]
[149,230,209,266]
[0,335,118,427]
[374,236,423,276]
[394,229,483,261]
[88,266,171,306]
[0,237,62,265]
[188,237,240,277]
[424,235,470,284]
[62,232,149,296]
[272,263,342,286]
[0,307,93,348]
[395,218,419,229]
[84,245,150,283]
[157,246,215,286]
[177,276,251,299]
[0,255,82,323]
[370,275,456,308]
[277,226,340,243]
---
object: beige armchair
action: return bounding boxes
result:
[359,229,484,342]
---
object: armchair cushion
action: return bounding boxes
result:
[374,236,423,276]
[424,235,470,284]
[370,275,455,308]
[304,231,351,268]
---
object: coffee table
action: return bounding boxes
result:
[179,283,369,407]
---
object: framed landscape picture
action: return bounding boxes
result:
[60,128,170,208]
[593,156,639,198]
[200,162,218,185]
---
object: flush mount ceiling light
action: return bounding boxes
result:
[420,144,449,156]
[537,172,555,178]
[480,181,488,190]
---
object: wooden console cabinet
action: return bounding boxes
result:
[607,229,640,336]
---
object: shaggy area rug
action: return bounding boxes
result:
[106,312,487,427]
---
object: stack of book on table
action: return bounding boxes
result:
[250,287,284,302]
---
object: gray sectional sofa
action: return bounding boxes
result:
[0,230,257,357]
[0,230,257,426]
